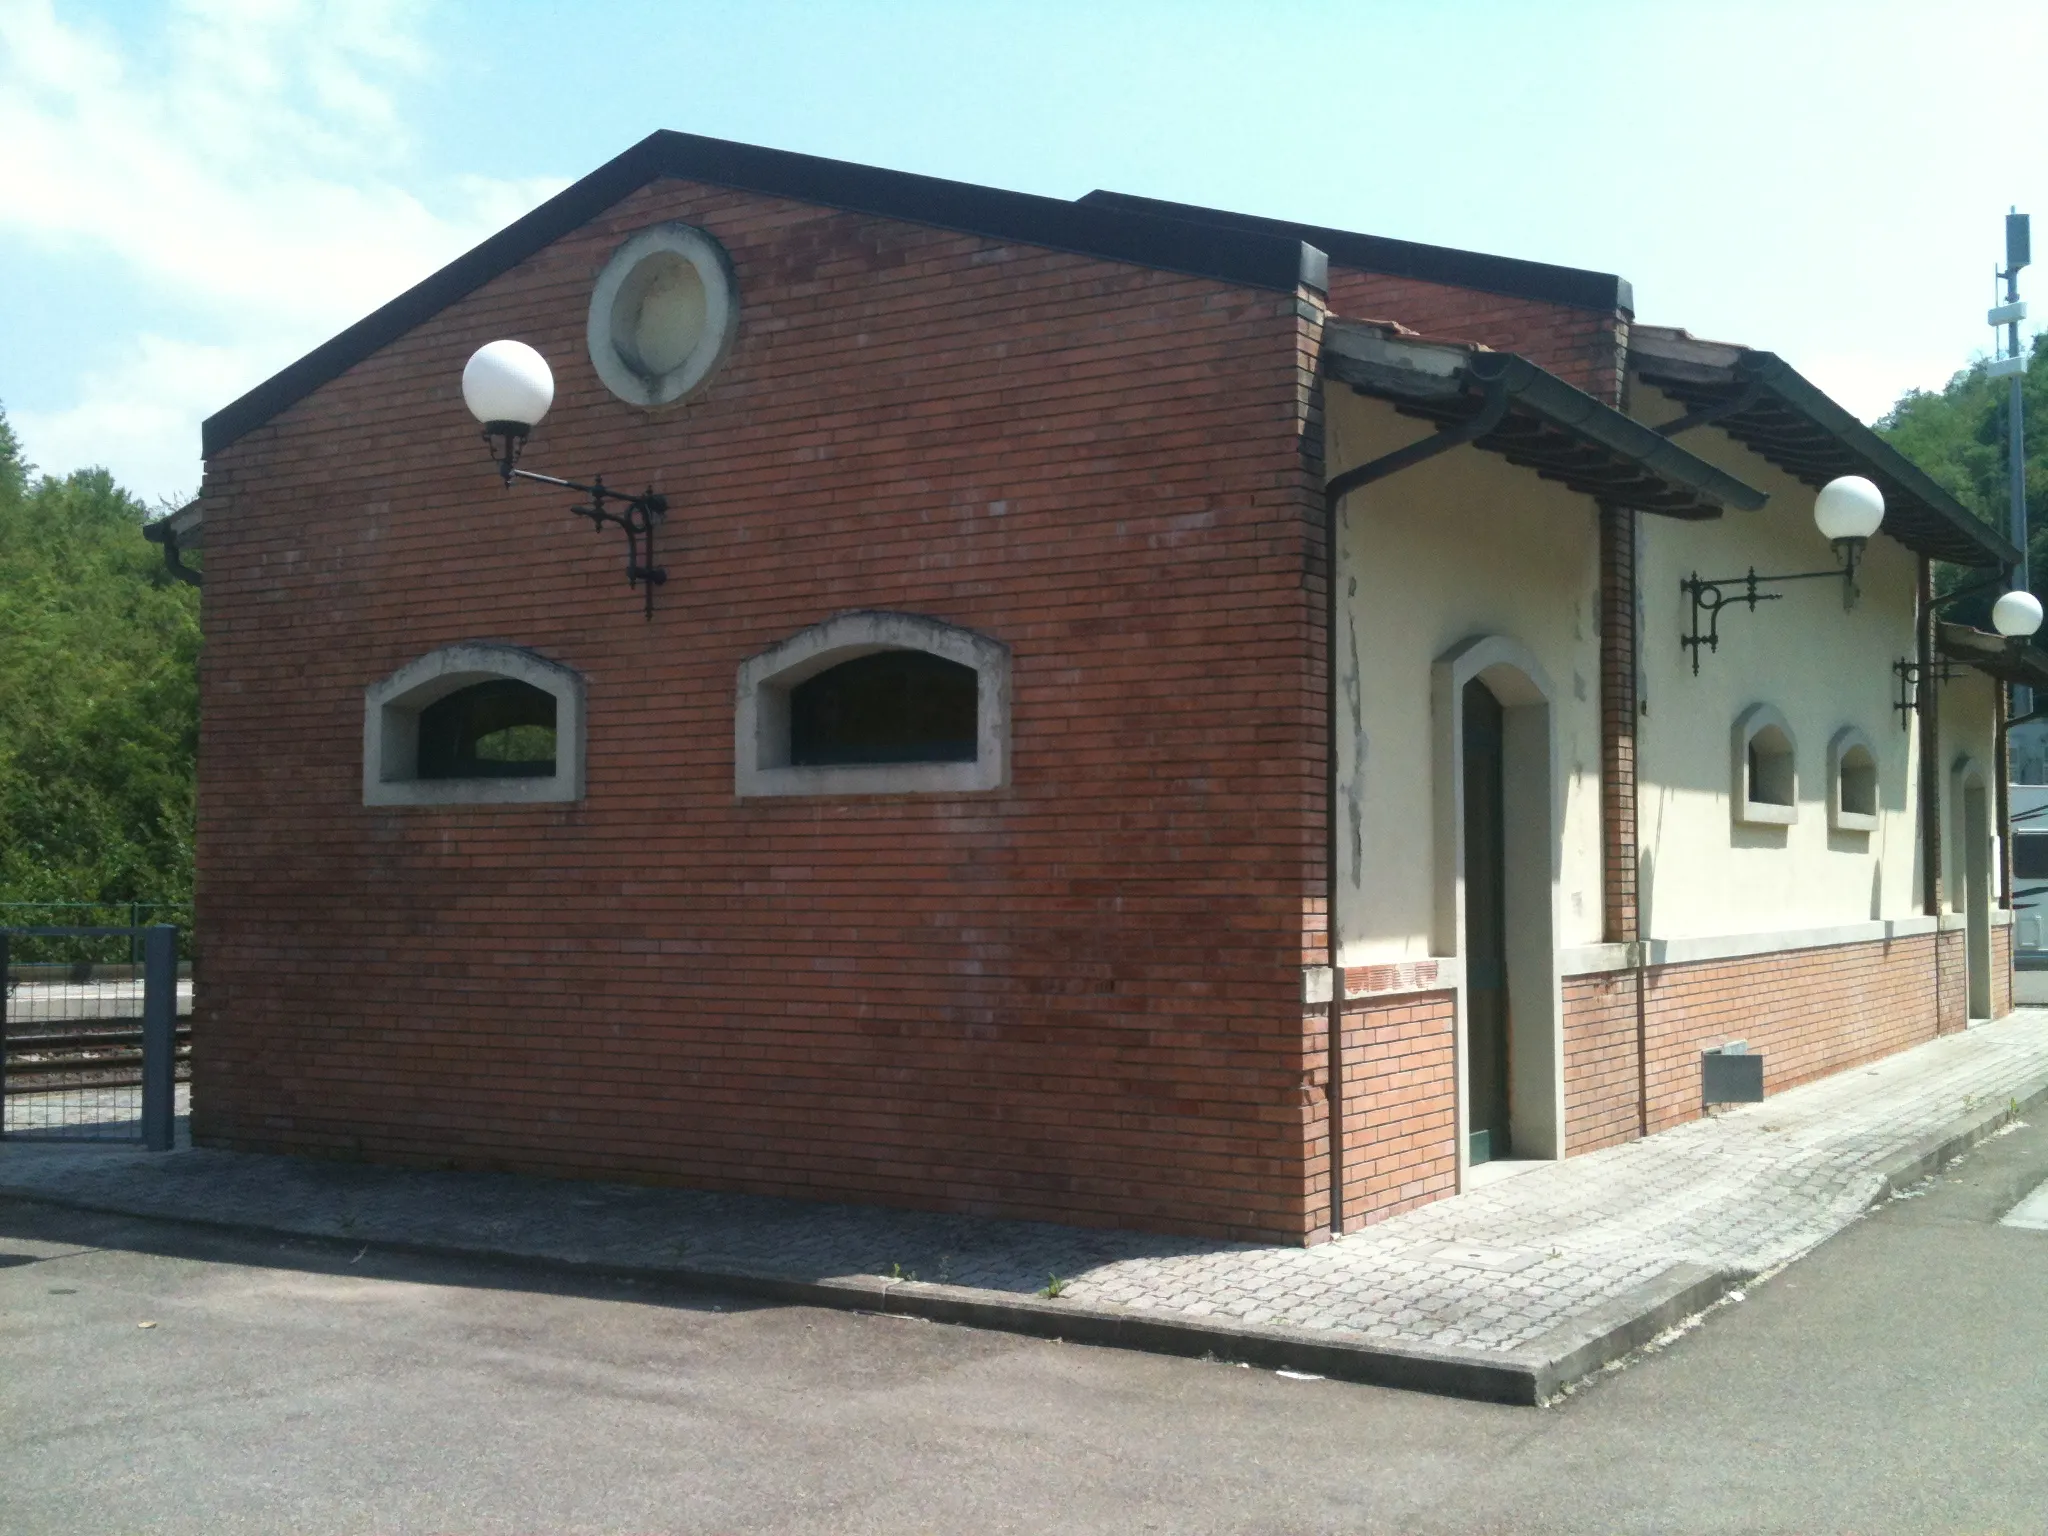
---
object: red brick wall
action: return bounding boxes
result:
[1563,970,1640,1153]
[193,180,1329,1243]
[1564,932,1953,1144]
[1321,271,1626,402]
[1936,927,1968,1034]
[1334,989,1457,1227]
[1995,923,2014,1017]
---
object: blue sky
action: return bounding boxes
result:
[4,0,2046,504]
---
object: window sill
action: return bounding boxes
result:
[1734,799,1798,827]
[366,774,580,807]
[737,760,1003,799]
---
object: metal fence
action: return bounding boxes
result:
[2,924,187,1147]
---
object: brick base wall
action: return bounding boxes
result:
[1995,923,2014,1018]
[1334,990,1457,1228]
[1564,930,1968,1145]
[1937,929,1967,1035]
[1563,970,1641,1153]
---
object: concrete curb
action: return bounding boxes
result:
[0,1181,1742,1408]
[4,1057,2043,1408]
[1871,1068,2048,1199]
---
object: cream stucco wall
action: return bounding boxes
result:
[1629,379,1940,941]
[1326,375,2006,970]
[1327,390,1606,965]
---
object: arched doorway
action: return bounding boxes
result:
[1432,636,1564,1179]
[1955,756,1993,1020]
[1462,677,1512,1162]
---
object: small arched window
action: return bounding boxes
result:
[418,680,557,779]
[1828,726,1880,834]
[364,643,585,806]
[1731,703,1797,826]
[736,612,1010,797]
[789,651,978,766]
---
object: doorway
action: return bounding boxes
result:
[1963,776,1992,1020]
[1462,678,1511,1164]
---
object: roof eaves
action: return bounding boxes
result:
[203,131,1327,458]
[1078,189,1634,316]
[1745,353,2018,566]
[1629,331,2017,568]
[1323,323,1763,517]
[1937,621,2048,690]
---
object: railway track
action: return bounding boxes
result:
[2,1022,193,1093]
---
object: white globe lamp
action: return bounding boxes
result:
[1814,475,1885,543]
[463,340,555,483]
[1992,587,2043,639]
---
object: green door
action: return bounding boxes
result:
[1462,678,1512,1165]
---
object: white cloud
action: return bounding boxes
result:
[9,333,268,504]
[0,0,567,498]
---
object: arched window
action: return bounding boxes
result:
[736,612,1010,797]
[1731,704,1797,826]
[364,643,585,806]
[1827,726,1879,834]
[788,650,978,766]
[417,680,557,779]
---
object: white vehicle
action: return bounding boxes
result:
[2013,782,2048,1001]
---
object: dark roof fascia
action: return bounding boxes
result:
[203,131,1328,458]
[1937,621,2048,689]
[1630,339,2018,569]
[1079,189,1633,316]
[1323,326,1763,518]
[142,497,203,546]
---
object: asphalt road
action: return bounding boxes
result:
[3,1117,2046,1535]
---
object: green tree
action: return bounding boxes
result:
[1876,333,2048,591]
[0,407,199,913]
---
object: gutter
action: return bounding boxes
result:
[142,501,202,588]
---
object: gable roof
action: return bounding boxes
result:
[1077,190,1633,316]
[1325,321,1762,519]
[202,131,1330,458]
[1630,327,2018,568]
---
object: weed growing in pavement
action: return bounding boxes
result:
[1043,1273,1067,1299]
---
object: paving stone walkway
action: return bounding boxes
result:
[4,1015,2047,1360]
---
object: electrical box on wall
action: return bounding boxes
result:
[1702,1045,1765,1111]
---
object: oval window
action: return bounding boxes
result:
[789,651,978,767]
[587,223,739,408]
[417,679,557,779]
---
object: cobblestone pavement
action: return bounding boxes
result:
[4,1017,2046,1356]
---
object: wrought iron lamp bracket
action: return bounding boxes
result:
[1679,542,1864,676]
[480,424,669,620]
[1892,656,1962,726]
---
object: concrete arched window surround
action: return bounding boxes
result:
[364,643,586,806]
[735,611,1011,798]
[1827,725,1880,835]
[1732,703,1798,827]
[587,222,741,409]
[1429,633,1563,1169]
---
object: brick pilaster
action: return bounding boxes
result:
[1599,502,1639,945]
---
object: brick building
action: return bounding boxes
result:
[176,131,2031,1243]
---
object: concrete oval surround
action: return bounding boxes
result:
[586,222,740,408]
